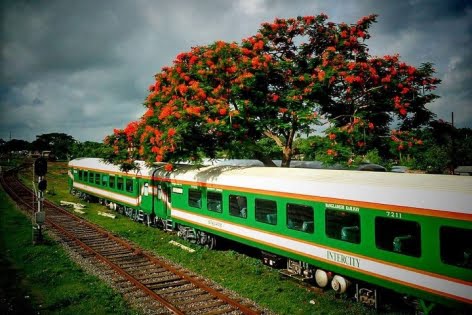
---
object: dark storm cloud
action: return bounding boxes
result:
[1,1,141,84]
[0,0,147,141]
[1,0,471,142]
[358,0,472,127]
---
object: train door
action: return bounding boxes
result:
[155,181,171,219]
[150,168,172,229]
[139,179,153,217]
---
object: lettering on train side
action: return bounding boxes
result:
[208,219,223,228]
[172,187,183,194]
[325,203,359,212]
[327,250,360,268]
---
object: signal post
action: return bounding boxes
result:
[33,157,47,244]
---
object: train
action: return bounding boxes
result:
[68,157,472,313]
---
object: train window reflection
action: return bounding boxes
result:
[125,178,133,193]
[326,210,360,243]
[256,199,277,225]
[440,226,472,269]
[188,189,202,209]
[102,175,108,186]
[229,195,247,218]
[109,176,115,188]
[117,177,124,190]
[207,191,222,213]
[287,203,313,233]
[375,217,420,257]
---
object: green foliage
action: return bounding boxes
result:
[0,138,31,153]
[455,131,472,165]
[403,144,450,174]
[294,136,318,161]
[32,133,76,160]
[70,141,109,159]
[362,149,383,165]
[222,137,282,160]
[388,122,472,173]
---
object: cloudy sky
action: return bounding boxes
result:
[1,0,471,143]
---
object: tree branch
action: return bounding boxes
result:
[264,130,284,147]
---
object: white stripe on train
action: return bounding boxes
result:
[73,182,140,206]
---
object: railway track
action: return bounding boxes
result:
[0,167,264,315]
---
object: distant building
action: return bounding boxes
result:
[42,151,56,161]
[29,151,41,158]
[454,166,472,176]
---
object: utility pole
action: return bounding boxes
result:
[33,156,47,244]
[451,112,456,173]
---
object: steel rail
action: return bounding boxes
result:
[1,169,261,315]
[45,217,185,314]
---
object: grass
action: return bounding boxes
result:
[13,161,376,315]
[0,173,139,314]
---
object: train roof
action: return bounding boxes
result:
[69,157,155,176]
[69,158,472,215]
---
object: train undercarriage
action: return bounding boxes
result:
[71,188,218,249]
[262,252,441,314]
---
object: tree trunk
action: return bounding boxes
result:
[262,127,296,167]
[281,124,296,167]
[254,150,277,167]
[281,146,292,167]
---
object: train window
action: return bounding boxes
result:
[326,210,360,243]
[125,179,133,193]
[375,217,420,257]
[254,198,277,225]
[88,172,94,183]
[83,171,88,182]
[117,177,124,190]
[255,199,277,225]
[287,203,313,233]
[188,189,202,209]
[78,170,83,180]
[101,175,108,186]
[167,186,172,203]
[229,195,247,218]
[109,176,115,188]
[440,226,472,269]
[95,173,100,185]
[207,191,222,213]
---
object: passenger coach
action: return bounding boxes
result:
[68,157,472,313]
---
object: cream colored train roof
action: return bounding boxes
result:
[69,158,472,214]
[69,158,155,176]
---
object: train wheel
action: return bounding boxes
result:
[331,275,351,294]
[205,235,217,250]
[315,269,332,288]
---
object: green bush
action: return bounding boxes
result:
[408,144,450,173]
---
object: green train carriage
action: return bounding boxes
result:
[68,158,171,223]
[68,158,472,313]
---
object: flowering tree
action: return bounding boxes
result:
[106,13,440,169]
